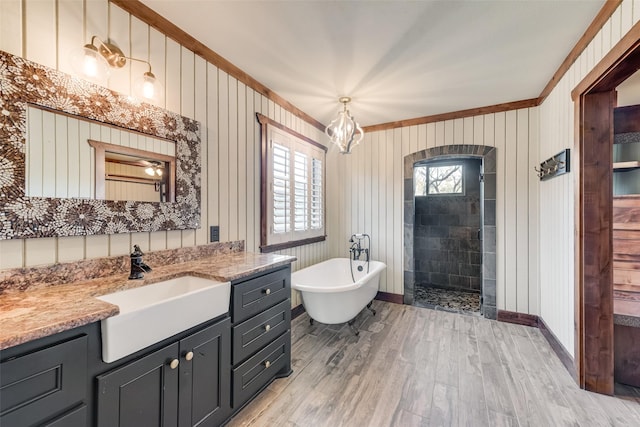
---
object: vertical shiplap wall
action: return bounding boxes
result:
[538,0,640,357]
[334,109,540,316]
[0,0,333,307]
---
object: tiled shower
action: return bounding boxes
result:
[414,158,482,292]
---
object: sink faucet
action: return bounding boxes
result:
[129,245,152,280]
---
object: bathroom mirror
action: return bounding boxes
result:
[25,104,177,203]
[0,49,201,239]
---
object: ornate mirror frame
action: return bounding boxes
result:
[0,50,201,239]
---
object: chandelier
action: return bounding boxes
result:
[325,97,364,154]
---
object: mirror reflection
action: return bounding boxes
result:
[25,105,176,203]
[102,149,174,203]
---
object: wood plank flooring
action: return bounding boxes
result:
[228,301,640,427]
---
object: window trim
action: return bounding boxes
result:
[257,113,327,252]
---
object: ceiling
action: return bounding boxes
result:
[140,0,606,128]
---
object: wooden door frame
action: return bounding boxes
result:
[572,21,640,394]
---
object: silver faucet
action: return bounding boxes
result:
[129,245,152,280]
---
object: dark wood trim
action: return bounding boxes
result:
[539,316,577,381]
[110,0,325,133]
[572,19,640,100]
[496,310,539,327]
[258,116,269,251]
[362,98,539,133]
[257,113,326,253]
[579,91,616,395]
[256,114,328,152]
[570,15,640,395]
[539,0,622,103]
[375,291,404,304]
[260,236,326,253]
[291,305,306,320]
[498,311,576,380]
[574,99,584,388]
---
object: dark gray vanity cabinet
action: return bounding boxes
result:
[0,334,89,427]
[96,318,231,427]
[230,266,292,410]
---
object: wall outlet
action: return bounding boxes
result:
[210,226,220,242]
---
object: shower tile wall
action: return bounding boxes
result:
[414,159,482,292]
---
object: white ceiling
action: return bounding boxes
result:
[141,0,606,128]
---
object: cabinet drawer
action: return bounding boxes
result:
[232,332,291,408]
[232,268,289,323]
[233,299,291,364]
[0,335,87,427]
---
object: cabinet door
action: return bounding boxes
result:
[0,335,87,427]
[96,342,180,427]
[178,318,231,427]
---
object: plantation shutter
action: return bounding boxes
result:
[258,113,326,251]
[294,151,308,231]
[311,157,323,229]
[272,142,290,234]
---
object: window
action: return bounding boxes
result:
[258,114,326,252]
[414,163,463,196]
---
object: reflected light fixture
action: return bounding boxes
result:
[144,161,164,177]
[325,96,364,154]
[71,36,163,103]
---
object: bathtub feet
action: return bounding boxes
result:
[309,318,314,326]
[366,301,376,316]
[348,318,360,336]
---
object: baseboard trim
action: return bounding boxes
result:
[291,305,306,320]
[538,316,577,380]
[375,291,404,304]
[497,309,539,327]
[498,309,576,379]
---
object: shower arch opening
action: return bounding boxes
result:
[403,145,497,319]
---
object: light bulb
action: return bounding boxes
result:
[145,166,155,176]
[70,44,109,84]
[155,168,163,177]
[134,71,163,103]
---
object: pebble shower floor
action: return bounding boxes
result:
[414,283,481,315]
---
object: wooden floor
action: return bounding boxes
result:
[228,301,640,427]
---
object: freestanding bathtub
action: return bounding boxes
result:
[291,258,386,324]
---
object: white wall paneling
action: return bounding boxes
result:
[336,108,539,307]
[0,0,331,276]
[538,0,637,357]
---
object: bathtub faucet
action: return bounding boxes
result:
[349,234,370,262]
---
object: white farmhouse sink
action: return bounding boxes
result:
[97,275,230,363]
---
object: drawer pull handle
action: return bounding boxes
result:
[264,360,271,368]
[265,324,271,332]
[264,288,271,295]
[169,359,180,370]
[185,351,194,361]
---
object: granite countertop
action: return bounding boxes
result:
[0,251,296,351]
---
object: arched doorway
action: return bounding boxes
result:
[403,145,497,319]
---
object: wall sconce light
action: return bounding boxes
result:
[71,36,163,103]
